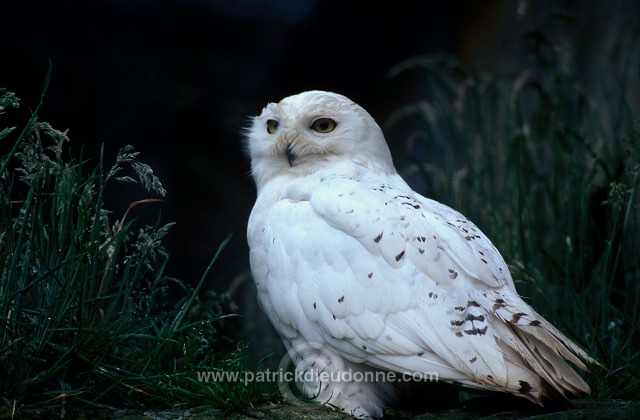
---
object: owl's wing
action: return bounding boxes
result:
[249,172,596,405]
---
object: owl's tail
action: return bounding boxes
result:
[481,288,601,406]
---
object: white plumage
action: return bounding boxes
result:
[246,90,597,418]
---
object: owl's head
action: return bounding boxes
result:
[246,90,395,192]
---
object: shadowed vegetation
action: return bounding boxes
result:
[389,29,639,400]
[0,73,275,415]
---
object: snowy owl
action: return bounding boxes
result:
[246,90,597,418]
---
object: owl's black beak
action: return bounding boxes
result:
[285,143,297,167]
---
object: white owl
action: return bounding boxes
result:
[246,90,598,418]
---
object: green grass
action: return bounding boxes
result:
[389,31,640,400]
[0,71,275,415]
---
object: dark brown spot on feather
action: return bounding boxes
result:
[519,380,532,394]
[368,272,373,279]
[467,300,481,307]
[338,295,345,303]
[455,332,464,337]
[418,248,425,254]
[374,232,383,243]
[313,302,316,309]
[466,314,486,322]
[510,312,528,324]
[395,250,405,261]
[464,326,488,336]
[529,320,542,326]
[450,320,465,326]
[469,356,477,363]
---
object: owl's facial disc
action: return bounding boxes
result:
[270,117,339,167]
[249,90,398,192]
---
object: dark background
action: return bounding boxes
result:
[0,0,502,288]
[2,0,638,357]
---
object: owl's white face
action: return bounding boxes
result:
[246,90,395,192]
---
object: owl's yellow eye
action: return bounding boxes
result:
[310,118,337,133]
[266,119,279,134]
